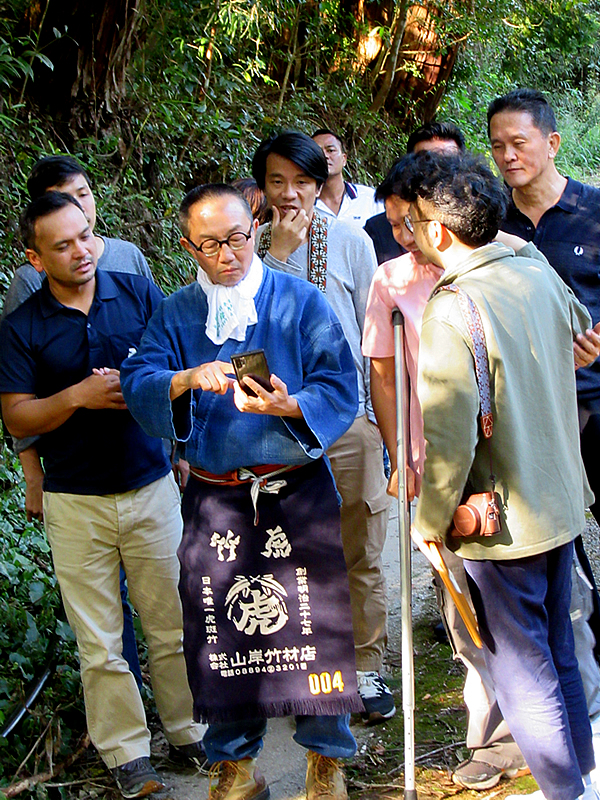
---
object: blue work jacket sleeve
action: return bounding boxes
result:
[121,298,196,442]
[121,271,358,472]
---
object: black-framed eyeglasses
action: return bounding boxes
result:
[404,215,437,234]
[186,228,253,257]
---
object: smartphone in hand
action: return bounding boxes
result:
[231,350,274,397]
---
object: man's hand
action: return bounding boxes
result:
[411,525,444,552]
[173,458,190,491]
[574,322,600,369]
[170,361,235,400]
[268,206,311,262]
[19,447,44,522]
[2,368,127,439]
[75,369,127,410]
[386,465,416,501]
[494,231,528,252]
[233,373,303,418]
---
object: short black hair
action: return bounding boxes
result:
[487,88,557,137]
[252,131,329,190]
[406,122,466,154]
[375,155,414,202]
[395,151,507,248]
[27,155,92,200]
[21,191,85,251]
[179,183,253,239]
[311,128,345,152]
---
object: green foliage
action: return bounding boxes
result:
[0,442,83,787]
[441,0,600,155]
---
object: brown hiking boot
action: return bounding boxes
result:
[305,751,348,800]
[208,758,270,800]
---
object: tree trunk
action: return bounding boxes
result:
[385,2,462,122]
[369,0,410,114]
[23,0,145,137]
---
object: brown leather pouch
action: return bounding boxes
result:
[450,491,502,538]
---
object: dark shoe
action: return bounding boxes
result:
[208,758,270,800]
[168,740,209,774]
[110,757,164,799]
[433,620,449,644]
[452,755,530,791]
[356,670,396,724]
[306,751,348,800]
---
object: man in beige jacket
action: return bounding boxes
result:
[398,149,597,800]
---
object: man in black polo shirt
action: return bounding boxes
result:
[488,88,600,792]
[489,89,600,524]
[0,193,203,799]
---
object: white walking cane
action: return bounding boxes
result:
[392,306,418,800]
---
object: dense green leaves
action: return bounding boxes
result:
[0,445,82,786]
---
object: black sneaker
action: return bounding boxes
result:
[110,757,164,799]
[356,671,396,724]
[168,740,209,774]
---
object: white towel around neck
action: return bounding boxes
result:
[197,254,264,345]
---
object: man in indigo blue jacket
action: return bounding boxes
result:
[121,183,362,800]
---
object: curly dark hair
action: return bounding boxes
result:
[395,151,507,248]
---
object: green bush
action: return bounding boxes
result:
[0,441,83,787]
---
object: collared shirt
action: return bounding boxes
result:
[501,177,600,405]
[315,182,384,227]
[364,212,404,265]
[0,270,169,495]
[362,252,443,490]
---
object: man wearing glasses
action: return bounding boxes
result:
[121,183,363,800]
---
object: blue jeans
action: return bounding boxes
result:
[464,541,594,800]
[203,714,356,763]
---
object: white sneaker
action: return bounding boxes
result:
[356,671,396,724]
[580,780,600,800]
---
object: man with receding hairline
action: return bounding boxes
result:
[121,183,362,800]
[489,89,600,530]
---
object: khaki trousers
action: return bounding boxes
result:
[44,473,204,767]
[328,414,390,671]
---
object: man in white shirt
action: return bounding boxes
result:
[312,128,382,226]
